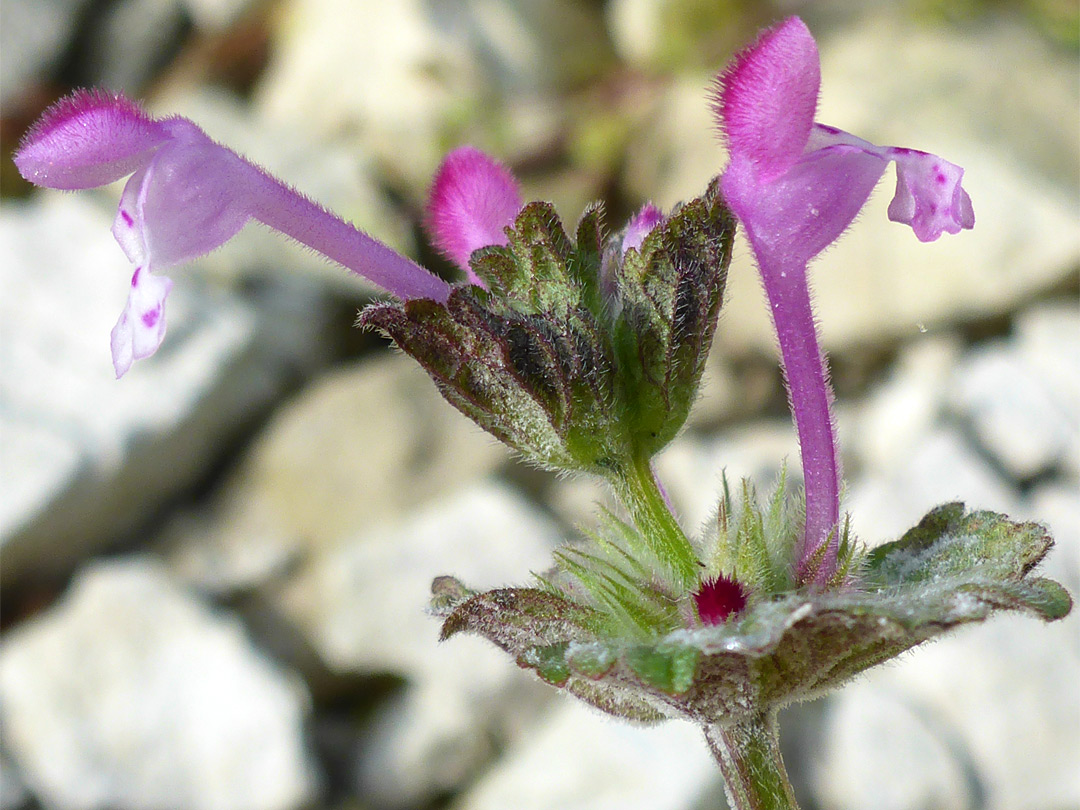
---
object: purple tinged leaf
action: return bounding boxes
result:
[425,146,523,284]
[14,89,170,190]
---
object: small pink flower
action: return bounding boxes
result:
[620,203,664,255]
[713,17,974,583]
[15,90,450,377]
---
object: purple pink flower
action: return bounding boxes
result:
[713,17,973,583]
[15,90,451,377]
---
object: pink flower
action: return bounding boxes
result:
[713,17,974,583]
[15,90,450,377]
[425,146,523,285]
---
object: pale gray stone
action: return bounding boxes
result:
[1014,304,1080,477]
[846,427,1021,548]
[1024,481,1080,607]
[454,699,720,810]
[163,353,509,593]
[75,0,187,92]
[0,194,329,586]
[817,376,1079,809]
[0,0,91,112]
[949,340,1076,480]
[179,0,257,29]
[255,0,484,193]
[254,0,608,196]
[654,421,800,536]
[0,752,28,810]
[0,559,316,810]
[848,335,962,472]
[812,684,975,810]
[273,482,562,807]
[812,597,1079,810]
[946,303,1079,481]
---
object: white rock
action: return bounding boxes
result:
[849,335,962,472]
[819,413,1080,809]
[813,601,1079,810]
[655,420,800,536]
[277,481,560,673]
[164,353,509,593]
[255,0,608,194]
[255,0,479,191]
[0,751,28,810]
[812,686,971,810]
[846,427,1020,547]
[75,0,186,92]
[1014,304,1080,477]
[274,482,563,807]
[0,0,91,112]
[0,559,316,810]
[948,340,1075,479]
[179,0,256,29]
[454,698,720,810]
[0,195,329,586]
[1024,481,1080,601]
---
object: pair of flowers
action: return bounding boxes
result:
[14,17,973,580]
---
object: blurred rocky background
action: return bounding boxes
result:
[1,0,1077,808]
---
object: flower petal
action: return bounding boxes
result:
[132,124,253,269]
[887,149,975,241]
[722,145,888,265]
[112,165,150,265]
[109,266,173,378]
[425,146,523,282]
[714,17,820,180]
[14,90,169,190]
[621,203,663,254]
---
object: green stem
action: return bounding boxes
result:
[615,455,700,591]
[704,712,799,810]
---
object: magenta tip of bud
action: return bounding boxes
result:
[694,575,749,626]
[424,145,522,276]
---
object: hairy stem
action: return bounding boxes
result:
[704,712,799,810]
[615,455,700,591]
[761,260,839,584]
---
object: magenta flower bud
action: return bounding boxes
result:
[425,145,523,286]
[15,90,451,377]
[713,17,974,583]
[620,203,664,255]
